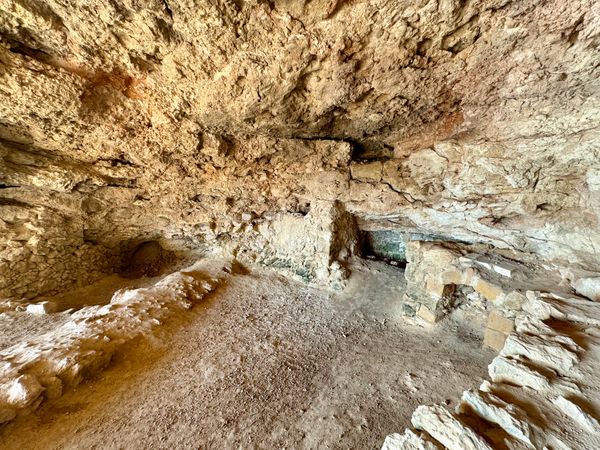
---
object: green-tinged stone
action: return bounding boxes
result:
[365,230,407,262]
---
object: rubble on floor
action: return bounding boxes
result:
[0,260,227,425]
[381,287,600,450]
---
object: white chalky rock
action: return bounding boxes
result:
[411,405,493,450]
[501,334,579,375]
[460,390,533,446]
[545,434,576,450]
[4,374,44,408]
[488,356,551,391]
[553,396,600,433]
[25,301,57,314]
[523,292,555,320]
[0,361,16,378]
[471,256,518,278]
[572,278,600,302]
[524,292,600,327]
[514,317,580,351]
[381,430,441,450]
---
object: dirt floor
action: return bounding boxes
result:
[0,259,495,449]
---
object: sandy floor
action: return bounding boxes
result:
[0,259,494,449]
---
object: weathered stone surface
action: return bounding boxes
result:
[2,374,44,408]
[487,311,514,334]
[498,292,527,311]
[235,200,359,288]
[0,0,599,300]
[572,278,600,302]
[553,396,600,433]
[488,356,551,391]
[524,292,600,327]
[411,404,493,450]
[381,430,441,450]
[483,328,508,352]
[0,407,16,425]
[350,162,383,182]
[515,316,580,352]
[0,261,222,421]
[500,333,580,375]
[459,390,533,446]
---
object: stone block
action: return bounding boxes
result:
[472,257,518,278]
[417,305,439,324]
[26,301,57,315]
[425,279,447,298]
[487,311,514,334]
[483,328,507,352]
[473,279,503,302]
[491,261,518,278]
[462,268,477,285]
[350,161,383,181]
[440,269,463,285]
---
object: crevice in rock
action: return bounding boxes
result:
[0,197,30,208]
[565,15,585,46]
[96,156,136,167]
[161,0,174,19]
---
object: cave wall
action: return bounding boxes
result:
[0,0,599,298]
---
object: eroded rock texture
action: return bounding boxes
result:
[0,0,599,298]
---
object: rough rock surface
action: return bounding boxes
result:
[411,404,493,450]
[0,259,222,422]
[382,281,600,450]
[1,0,599,299]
